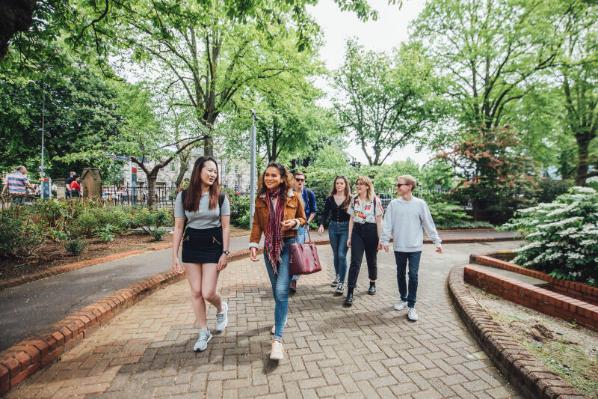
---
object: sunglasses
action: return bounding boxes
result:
[296,178,305,182]
[396,183,409,188]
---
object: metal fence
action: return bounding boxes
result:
[101,184,178,208]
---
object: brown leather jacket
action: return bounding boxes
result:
[249,189,307,247]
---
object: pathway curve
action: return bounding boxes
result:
[9,241,522,399]
[0,229,517,352]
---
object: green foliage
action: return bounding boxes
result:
[224,189,251,229]
[0,211,44,259]
[428,202,492,230]
[95,224,116,243]
[502,187,598,286]
[440,126,539,224]
[131,208,173,239]
[332,40,447,165]
[75,206,131,238]
[64,238,86,256]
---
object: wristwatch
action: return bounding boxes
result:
[223,250,230,256]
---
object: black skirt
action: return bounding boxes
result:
[182,226,223,264]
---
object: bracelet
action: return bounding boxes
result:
[223,250,230,256]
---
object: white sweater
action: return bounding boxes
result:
[380,197,442,252]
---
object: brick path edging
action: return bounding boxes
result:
[0,242,172,291]
[447,265,586,399]
[470,254,598,306]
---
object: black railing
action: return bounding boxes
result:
[101,184,179,207]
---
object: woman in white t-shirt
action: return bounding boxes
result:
[171,156,231,353]
[344,176,384,307]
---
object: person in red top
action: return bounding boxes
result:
[70,177,81,198]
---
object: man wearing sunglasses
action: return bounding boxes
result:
[291,171,317,293]
[380,175,442,322]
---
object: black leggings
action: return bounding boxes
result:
[347,223,378,289]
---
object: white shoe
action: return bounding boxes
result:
[407,307,418,321]
[215,302,228,333]
[393,301,408,311]
[193,329,212,352]
[270,340,284,360]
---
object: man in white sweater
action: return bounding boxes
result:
[381,175,442,322]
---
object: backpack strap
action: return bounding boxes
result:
[218,192,225,219]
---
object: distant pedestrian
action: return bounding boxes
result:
[2,166,35,205]
[171,156,231,353]
[249,162,306,361]
[381,175,442,322]
[344,176,384,307]
[318,176,351,295]
[65,171,76,198]
[290,171,316,294]
[70,177,81,198]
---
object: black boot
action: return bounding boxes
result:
[368,281,376,295]
[344,289,354,307]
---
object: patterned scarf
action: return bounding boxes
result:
[264,187,285,274]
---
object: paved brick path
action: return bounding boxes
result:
[9,242,522,399]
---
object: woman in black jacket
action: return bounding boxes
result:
[318,176,351,295]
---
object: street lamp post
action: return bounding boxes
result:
[249,110,257,229]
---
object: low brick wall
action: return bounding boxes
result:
[464,264,598,332]
[471,254,598,306]
[448,266,585,399]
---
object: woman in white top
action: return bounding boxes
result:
[171,156,231,353]
[344,176,384,307]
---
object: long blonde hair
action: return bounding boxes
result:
[355,176,375,201]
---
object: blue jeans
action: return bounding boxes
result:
[394,251,422,308]
[264,237,297,340]
[291,226,309,282]
[328,221,349,283]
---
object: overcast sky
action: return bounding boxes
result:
[308,0,432,165]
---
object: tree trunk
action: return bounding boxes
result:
[575,134,591,186]
[146,172,159,209]
[175,149,192,189]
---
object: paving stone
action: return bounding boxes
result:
[6,243,522,399]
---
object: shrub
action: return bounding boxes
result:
[150,228,166,242]
[64,238,86,256]
[0,211,44,258]
[224,190,251,229]
[75,206,131,237]
[502,187,598,286]
[95,224,116,242]
[428,202,493,229]
[132,208,173,238]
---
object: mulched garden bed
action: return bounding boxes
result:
[0,233,172,282]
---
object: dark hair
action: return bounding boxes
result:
[258,162,294,200]
[330,176,351,210]
[184,156,220,211]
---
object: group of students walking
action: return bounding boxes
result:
[171,156,442,361]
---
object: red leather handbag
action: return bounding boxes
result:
[289,230,322,275]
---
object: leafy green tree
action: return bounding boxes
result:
[413,0,565,135]
[0,52,122,179]
[558,2,597,185]
[332,40,447,165]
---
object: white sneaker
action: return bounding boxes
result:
[393,301,408,311]
[270,340,284,360]
[407,307,418,322]
[215,302,228,333]
[193,329,212,352]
